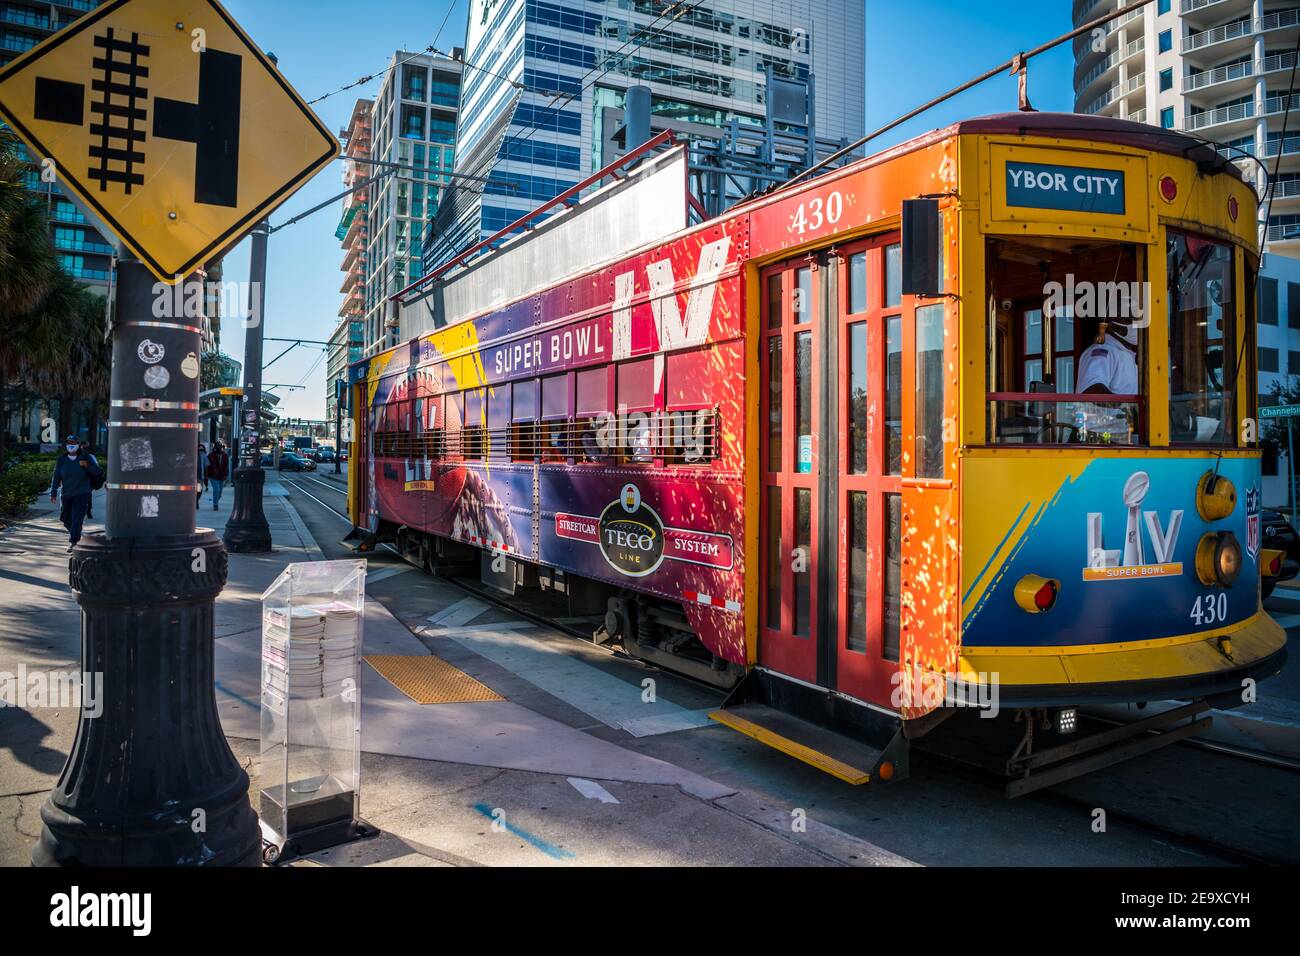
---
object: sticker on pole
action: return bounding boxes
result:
[0,0,339,283]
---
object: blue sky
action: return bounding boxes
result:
[217,0,1074,420]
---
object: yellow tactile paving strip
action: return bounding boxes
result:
[363,654,504,704]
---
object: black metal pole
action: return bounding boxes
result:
[33,259,259,867]
[334,381,343,475]
[223,219,273,552]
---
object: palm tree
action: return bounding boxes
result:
[0,131,62,467]
[0,130,57,318]
[24,271,106,442]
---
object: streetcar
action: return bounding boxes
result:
[345,113,1287,794]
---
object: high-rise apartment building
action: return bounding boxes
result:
[1072,0,1299,253]
[2,0,114,291]
[360,52,463,356]
[424,0,867,273]
[329,98,373,423]
[1072,0,1300,501]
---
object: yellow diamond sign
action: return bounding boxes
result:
[0,0,339,283]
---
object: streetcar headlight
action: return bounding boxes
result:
[1195,531,1241,588]
[1195,471,1236,521]
[1014,574,1059,613]
[1055,708,1077,735]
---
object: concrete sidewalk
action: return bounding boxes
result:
[0,481,912,867]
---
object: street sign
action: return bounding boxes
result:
[1260,404,1300,419]
[0,0,338,283]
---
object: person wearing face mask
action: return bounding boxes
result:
[49,434,102,552]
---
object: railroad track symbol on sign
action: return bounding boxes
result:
[0,0,338,282]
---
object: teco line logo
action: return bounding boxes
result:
[599,483,665,577]
[1084,471,1184,581]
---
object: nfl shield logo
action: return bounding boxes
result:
[1245,485,1261,561]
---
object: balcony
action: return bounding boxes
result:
[1259,7,1300,35]
[1,7,51,29]
[1263,92,1300,116]
[1273,178,1300,199]
[1129,107,1147,123]
[1186,100,1255,130]
[1185,57,1254,91]
[1183,17,1254,54]
[1264,134,1300,158]
[54,236,115,256]
[1266,223,1300,242]
[1262,50,1299,75]
[1181,0,1240,16]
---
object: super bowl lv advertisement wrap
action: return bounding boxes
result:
[962,453,1262,648]
[355,219,748,664]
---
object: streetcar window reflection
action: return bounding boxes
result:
[886,315,902,474]
[883,493,901,662]
[916,304,945,478]
[885,243,902,307]
[1168,230,1235,445]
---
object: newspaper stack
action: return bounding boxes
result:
[262,602,359,709]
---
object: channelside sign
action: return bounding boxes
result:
[1005,160,1125,215]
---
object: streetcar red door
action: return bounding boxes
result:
[758,261,820,684]
[834,237,906,707]
[759,237,925,708]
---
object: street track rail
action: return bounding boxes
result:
[912,746,1290,868]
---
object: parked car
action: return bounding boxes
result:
[339,449,348,462]
[1262,509,1300,600]
[314,447,336,463]
[277,452,315,472]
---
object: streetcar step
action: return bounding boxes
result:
[708,668,909,785]
[709,704,880,784]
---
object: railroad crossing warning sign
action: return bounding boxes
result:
[0,0,338,282]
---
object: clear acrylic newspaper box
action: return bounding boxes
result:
[258,559,370,863]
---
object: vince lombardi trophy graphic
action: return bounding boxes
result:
[1122,471,1149,566]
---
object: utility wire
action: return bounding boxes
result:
[305,0,523,108]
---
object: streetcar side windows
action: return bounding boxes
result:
[390,351,723,468]
[986,237,1146,446]
[463,388,485,460]
[1168,230,1235,445]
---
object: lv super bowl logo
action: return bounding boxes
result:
[1083,471,1184,582]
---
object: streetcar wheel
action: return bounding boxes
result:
[262,842,281,865]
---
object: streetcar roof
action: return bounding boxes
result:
[354,112,1247,372]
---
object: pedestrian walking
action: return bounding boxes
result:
[197,442,208,509]
[207,440,230,510]
[49,434,102,552]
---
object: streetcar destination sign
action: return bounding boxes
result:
[1005,161,1125,215]
[0,0,339,283]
